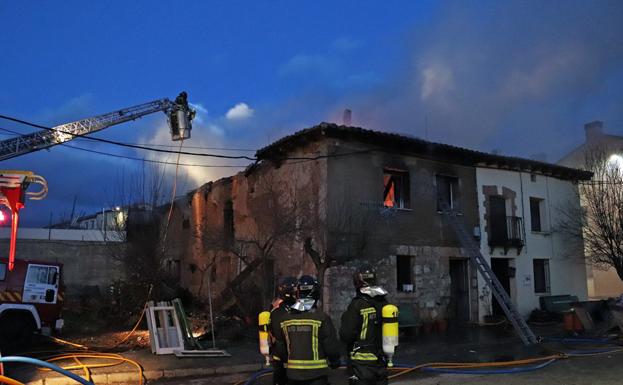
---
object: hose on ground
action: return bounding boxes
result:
[421,358,557,375]
[0,374,25,385]
[0,356,94,385]
[541,336,620,344]
[39,353,144,385]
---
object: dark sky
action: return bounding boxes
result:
[1,1,622,226]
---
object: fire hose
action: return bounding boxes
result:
[234,337,623,385]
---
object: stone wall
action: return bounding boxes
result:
[1,239,125,299]
[324,245,477,329]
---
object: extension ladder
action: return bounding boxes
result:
[442,208,538,345]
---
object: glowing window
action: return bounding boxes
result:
[383,169,410,209]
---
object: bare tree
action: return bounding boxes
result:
[108,163,178,295]
[558,148,623,281]
[303,196,382,302]
[190,171,310,313]
[243,173,310,306]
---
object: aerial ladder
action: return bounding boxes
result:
[0,91,195,161]
[441,205,538,345]
[0,92,196,270]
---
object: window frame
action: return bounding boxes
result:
[529,197,545,232]
[435,174,461,212]
[25,264,59,285]
[382,168,410,209]
[533,258,551,294]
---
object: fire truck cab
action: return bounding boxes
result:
[0,258,63,341]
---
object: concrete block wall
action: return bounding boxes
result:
[0,239,125,299]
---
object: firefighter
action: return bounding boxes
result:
[273,275,341,385]
[340,265,389,385]
[270,276,298,385]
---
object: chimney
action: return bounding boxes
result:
[584,120,604,143]
[342,109,352,126]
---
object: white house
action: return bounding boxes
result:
[558,121,623,298]
[475,167,589,319]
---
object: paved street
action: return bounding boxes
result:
[153,350,623,385]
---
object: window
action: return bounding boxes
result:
[533,259,550,293]
[530,197,544,232]
[383,169,410,209]
[26,265,58,285]
[396,255,413,291]
[530,173,537,182]
[0,263,6,281]
[436,175,460,211]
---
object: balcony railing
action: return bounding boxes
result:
[488,216,525,254]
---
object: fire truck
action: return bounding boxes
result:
[0,258,63,341]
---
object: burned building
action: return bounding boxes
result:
[170,123,590,325]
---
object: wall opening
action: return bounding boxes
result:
[396,255,413,291]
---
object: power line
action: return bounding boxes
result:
[0,114,257,160]
[0,127,248,168]
[0,113,374,162]
[125,142,256,152]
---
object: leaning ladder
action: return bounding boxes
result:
[442,208,538,345]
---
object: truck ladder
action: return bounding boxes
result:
[442,207,538,345]
[0,99,176,161]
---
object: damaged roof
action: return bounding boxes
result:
[256,122,593,181]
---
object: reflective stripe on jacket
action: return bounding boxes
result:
[340,293,388,363]
[276,309,340,381]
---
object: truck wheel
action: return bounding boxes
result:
[0,312,36,350]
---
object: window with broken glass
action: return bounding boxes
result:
[436,175,461,211]
[383,169,410,209]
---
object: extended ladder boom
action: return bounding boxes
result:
[0,93,193,161]
[442,208,538,345]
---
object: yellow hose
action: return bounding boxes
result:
[0,375,25,385]
[39,353,144,385]
[47,336,88,350]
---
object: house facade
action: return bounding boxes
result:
[172,123,590,325]
[558,121,623,298]
[476,167,589,319]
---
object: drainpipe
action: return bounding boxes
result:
[519,172,527,255]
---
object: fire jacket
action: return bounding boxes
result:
[274,308,341,381]
[269,303,289,361]
[339,292,388,363]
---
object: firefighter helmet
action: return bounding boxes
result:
[353,264,377,289]
[277,276,299,305]
[298,275,320,300]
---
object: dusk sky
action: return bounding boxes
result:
[1,1,622,226]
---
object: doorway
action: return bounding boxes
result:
[490,258,511,318]
[449,259,470,322]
